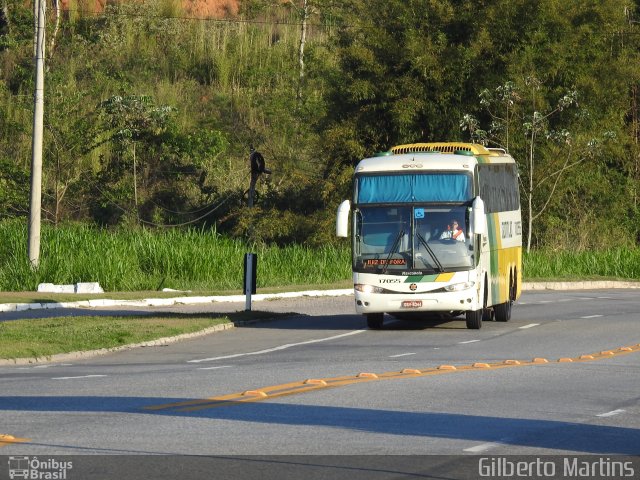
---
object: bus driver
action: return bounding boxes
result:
[440,219,465,242]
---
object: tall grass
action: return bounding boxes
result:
[0,220,351,292]
[523,249,640,280]
[3,220,640,292]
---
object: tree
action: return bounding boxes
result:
[97,95,176,223]
[461,79,619,252]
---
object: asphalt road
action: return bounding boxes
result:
[1,289,639,478]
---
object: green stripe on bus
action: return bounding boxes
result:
[486,212,500,305]
[404,274,438,283]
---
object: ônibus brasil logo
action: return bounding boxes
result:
[8,457,73,480]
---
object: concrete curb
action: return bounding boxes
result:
[0,289,355,313]
[523,281,640,291]
[1,282,639,314]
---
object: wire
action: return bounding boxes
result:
[93,182,236,228]
[139,192,234,227]
[146,197,222,216]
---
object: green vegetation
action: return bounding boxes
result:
[0,311,289,359]
[0,220,351,291]
[1,219,640,294]
[524,248,640,281]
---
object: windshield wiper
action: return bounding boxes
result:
[415,232,444,272]
[381,229,405,275]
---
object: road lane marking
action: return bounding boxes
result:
[464,442,502,453]
[580,315,603,319]
[519,323,540,329]
[34,363,73,369]
[52,375,107,380]
[198,365,234,370]
[145,343,640,413]
[188,330,366,363]
[389,353,416,358]
[459,340,480,344]
[597,409,626,418]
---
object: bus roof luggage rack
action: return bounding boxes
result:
[390,142,494,156]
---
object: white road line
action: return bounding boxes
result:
[17,363,73,370]
[597,409,626,418]
[197,365,234,370]
[459,340,480,344]
[538,300,552,304]
[519,323,540,329]
[389,353,416,358]
[188,330,366,363]
[580,315,603,319]
[34,363,73,369]
[464,442,502,453]
[52,375,107,380]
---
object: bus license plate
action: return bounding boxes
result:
[402,300,422,308]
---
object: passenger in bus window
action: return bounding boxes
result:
[440,219,465,242]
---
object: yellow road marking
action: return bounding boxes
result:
[144,343,640,413]
[0,434,29,448]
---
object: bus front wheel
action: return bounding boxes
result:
[466,278,487,329]
[366,313,384,330]
[465,309,483,329]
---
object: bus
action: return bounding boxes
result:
[336,142,522,330]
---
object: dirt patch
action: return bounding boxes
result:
[61,0,240,18]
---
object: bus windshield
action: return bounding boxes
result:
[354,205,474,274]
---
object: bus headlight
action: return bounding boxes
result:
[354,284,385,294]
[444,282,475,292]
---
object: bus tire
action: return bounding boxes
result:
[495,272,514,322]
[466,309,482,329]
[494,301,511,322]
[467,278,487,329]
[366,313,384,330]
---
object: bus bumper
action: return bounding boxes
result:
[354,289,479,314]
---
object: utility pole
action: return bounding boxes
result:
[28,0,46,268]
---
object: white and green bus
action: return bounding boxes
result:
[336,142,522,330]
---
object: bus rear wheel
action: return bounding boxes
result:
[494,300,511,322]
[495,272,514,322]
[366,313,384,330]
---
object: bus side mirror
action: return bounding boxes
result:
[471,197,486,236]
[336,200,351,237]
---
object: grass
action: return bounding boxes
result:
[0,220,352,292]
[0,311,289,360]
[523,248,640,281]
